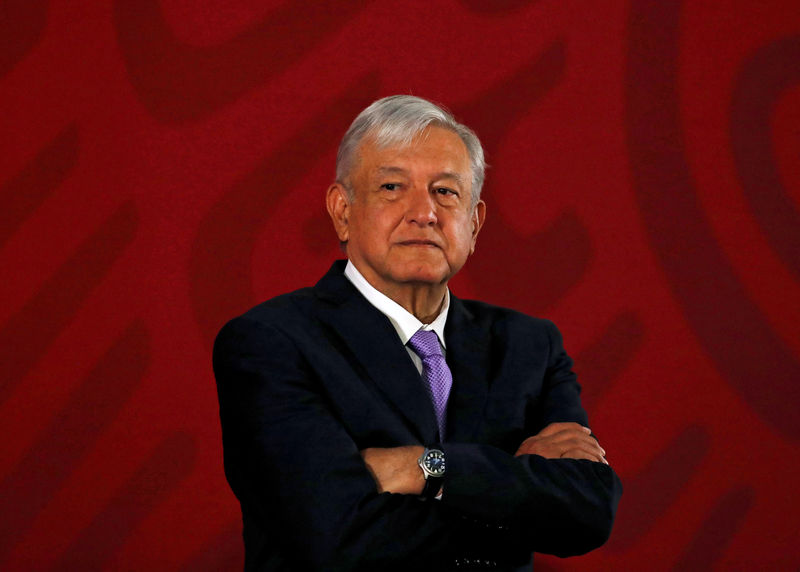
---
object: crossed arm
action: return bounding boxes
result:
[215,315,622,566]
[361,422,608,495]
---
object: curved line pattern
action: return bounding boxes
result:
[0,202,139,405]
[625,0,800,438]
[53,431,197,570]
[460,0,538,14]
[189,75,381,345]
[0,124,78,249]
[672,486,755,570]
[0,322,149,563]
[0,0,49,78]
[458,41,594,314]
[112,0,372,122]
[730,34,800,280]
[607,425,710,551]
[180,521,243,572]
[576,311,645,414]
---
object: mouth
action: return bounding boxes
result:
[398,239,440,248]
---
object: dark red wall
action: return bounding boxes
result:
[1,1,798,569]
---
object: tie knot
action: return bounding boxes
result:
[408,329,442,359]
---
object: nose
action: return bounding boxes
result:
[405,185,437,226]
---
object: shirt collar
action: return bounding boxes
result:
[344,260,449,347]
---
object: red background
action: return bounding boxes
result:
[2,1,799,570]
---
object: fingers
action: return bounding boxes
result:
[517,437,604,460]
[515,424,608,464]
[547,431,606,454]
[536,422,591,437]
[514,436,536,457]
[560,447,609,464]
[556,436,606,462]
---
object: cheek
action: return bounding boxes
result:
[448,220,477,253]
[356,216,396,253]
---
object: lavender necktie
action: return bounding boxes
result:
[408,329,452,439]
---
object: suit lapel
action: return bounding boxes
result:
[445,295,491,442]
[314,262,439,444]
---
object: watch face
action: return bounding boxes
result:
[424,450,446,476]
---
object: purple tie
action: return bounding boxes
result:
[408,329,452,439]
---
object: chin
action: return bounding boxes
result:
[382,254,455,286]
[394,266,450,285]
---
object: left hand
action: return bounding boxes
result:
[514,422,608,464]
[360,446,425,494]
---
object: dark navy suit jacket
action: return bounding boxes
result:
[213,260,622,571]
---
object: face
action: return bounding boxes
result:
[327,126,486,296]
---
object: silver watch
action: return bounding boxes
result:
[418,447,445,497]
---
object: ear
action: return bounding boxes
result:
[469,200,486,254]
[326,183,351,243]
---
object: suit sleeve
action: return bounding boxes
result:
[213,316,531,570]
[440,321,623,557]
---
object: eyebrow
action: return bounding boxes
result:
[435,171,466,185]
[376,166,465,185]
[377,166,409,177]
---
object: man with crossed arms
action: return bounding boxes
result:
[213,95,622,570]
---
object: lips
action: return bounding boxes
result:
[398,239,440,248]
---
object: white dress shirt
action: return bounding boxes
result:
[344,260,449,374]
[345,260,449,498]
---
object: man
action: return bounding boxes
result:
[213,95,622,571]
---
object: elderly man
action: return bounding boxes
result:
[213,95,622,571]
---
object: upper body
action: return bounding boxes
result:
[213,95,622,570]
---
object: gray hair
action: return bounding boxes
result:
[335,95,486,207]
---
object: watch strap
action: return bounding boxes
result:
[421,475,441,498]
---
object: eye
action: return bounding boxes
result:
[381,183,400,191]
[435,187,458,197]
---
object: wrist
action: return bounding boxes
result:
[417,444,446,498]
[408,446,426,495]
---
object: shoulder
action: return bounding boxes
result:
[453,296,558,336]
[213,286,320,351]
[238,286,317,324]
[225,259,353,330]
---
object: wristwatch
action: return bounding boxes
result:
[417,445,446,498]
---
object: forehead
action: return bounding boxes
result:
[354,126,471,178]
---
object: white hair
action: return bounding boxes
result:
[336,95,486,207]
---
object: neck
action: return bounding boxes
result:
[380,283,447,324]
[346,259,448,323]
